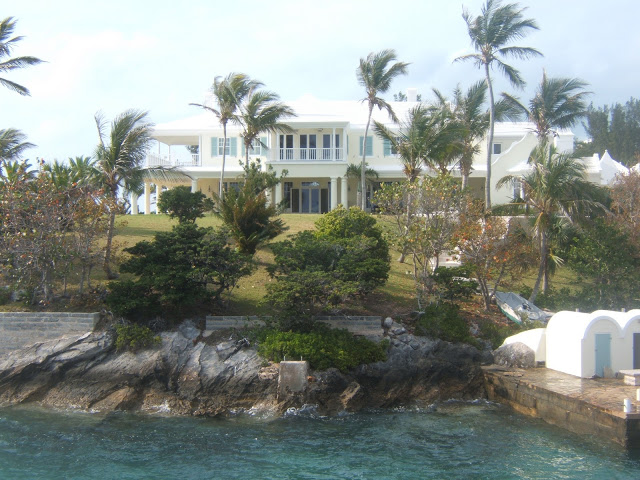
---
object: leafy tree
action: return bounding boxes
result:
[0,17,43,96]
[157,185,214,223]
[214,161,286,254]
[609,170,640,248]
[502,70,590,143]
[0,160,107,302]
[576,98,640,166]
[190,73,261,196]
[375,175,465,309]
[455,0,541,210]
[94,109,154,279]
[567,218,640,310]
[107,223,253,322]
[238,88,295,167]
[497,141,604,302]
[357,49,409,209]
[454,200,534,309]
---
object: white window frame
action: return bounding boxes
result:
[218,138,230,156]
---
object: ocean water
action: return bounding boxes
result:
[0,401,639,480]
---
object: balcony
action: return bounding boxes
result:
[147,153,200,167]
[274,148,345,162]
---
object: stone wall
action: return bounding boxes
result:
[205,316,383,337]
[0,312,99,357]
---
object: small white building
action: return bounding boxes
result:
[543,310,640,378]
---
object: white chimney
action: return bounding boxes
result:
[406,88,418,102]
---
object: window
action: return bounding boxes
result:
[493,143,502,155]
[359,136,373,157]
[383,137,400,156]
[218,138,230,156]
[250,138,262,156]
[283,181,293,209]
[225,182,240,193]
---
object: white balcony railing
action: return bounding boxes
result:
[276,147,344,161]
[147,153,200,167]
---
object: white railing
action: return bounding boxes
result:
[146,153,201,167]
[276,148,344,161]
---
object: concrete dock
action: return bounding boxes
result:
[484,366,640,448]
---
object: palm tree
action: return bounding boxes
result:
[433,81,520,189]
[357,49,409,209]
[0,17,43,96]
[0,128,34,160]
[502,70,590,143]
[68,155,99,186]
[238,89,295,167]
[373,105,455,182]
[497,141,603,303]
[455,0,541,210]
[190,73,261,197]
[345,162,379,207]
[94,109,154,278]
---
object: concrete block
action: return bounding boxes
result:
[277,361,309,399]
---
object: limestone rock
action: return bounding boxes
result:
[493,342,535,369]
[0,325,487,416]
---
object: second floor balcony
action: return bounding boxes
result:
[147,152,200,168]
[273,147,345,162]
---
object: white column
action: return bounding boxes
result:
[332,128,336,161]
[330,177,338,211]
[144,182,151,214]
[191,179,198,193]
[275,181,283,206]
[341,176,348,208]
[130,192,139,215]
[265,186,272,207]
[156,184,164,213]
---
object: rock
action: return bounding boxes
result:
[0,325,488,417]
[383,317,393,329]
[493,342,535,369]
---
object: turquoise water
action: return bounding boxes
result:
[1,402,639,479]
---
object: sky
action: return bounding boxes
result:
[4,0,640,163]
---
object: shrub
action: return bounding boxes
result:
[255,324,388,372]
[157,186,214,223]
[106,223,253,323]
[415,303,474,344]
[114,323,161,352]
[432,265,478,301]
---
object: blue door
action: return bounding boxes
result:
[595,333,612,377]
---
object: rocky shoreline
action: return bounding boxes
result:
[0,322,492,416]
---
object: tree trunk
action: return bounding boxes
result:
[484,64,495,212]
[219,123,227,198]
[361,104,374,210]
[529,231,548,304]
[103,204,117,280]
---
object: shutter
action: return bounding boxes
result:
[230,137,237,156]
[241,140,245,156]
[359,136,364,156]
[211,137,218,156]
[366,136,373,156]
[383,138,391,156]
[260,136,268,155]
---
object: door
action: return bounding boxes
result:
[291,189,300,213]
[634,333,640,369]
[321,189,329,213]
[279,134,293,160]
[595,333,612,377]
[300,182,320,213]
